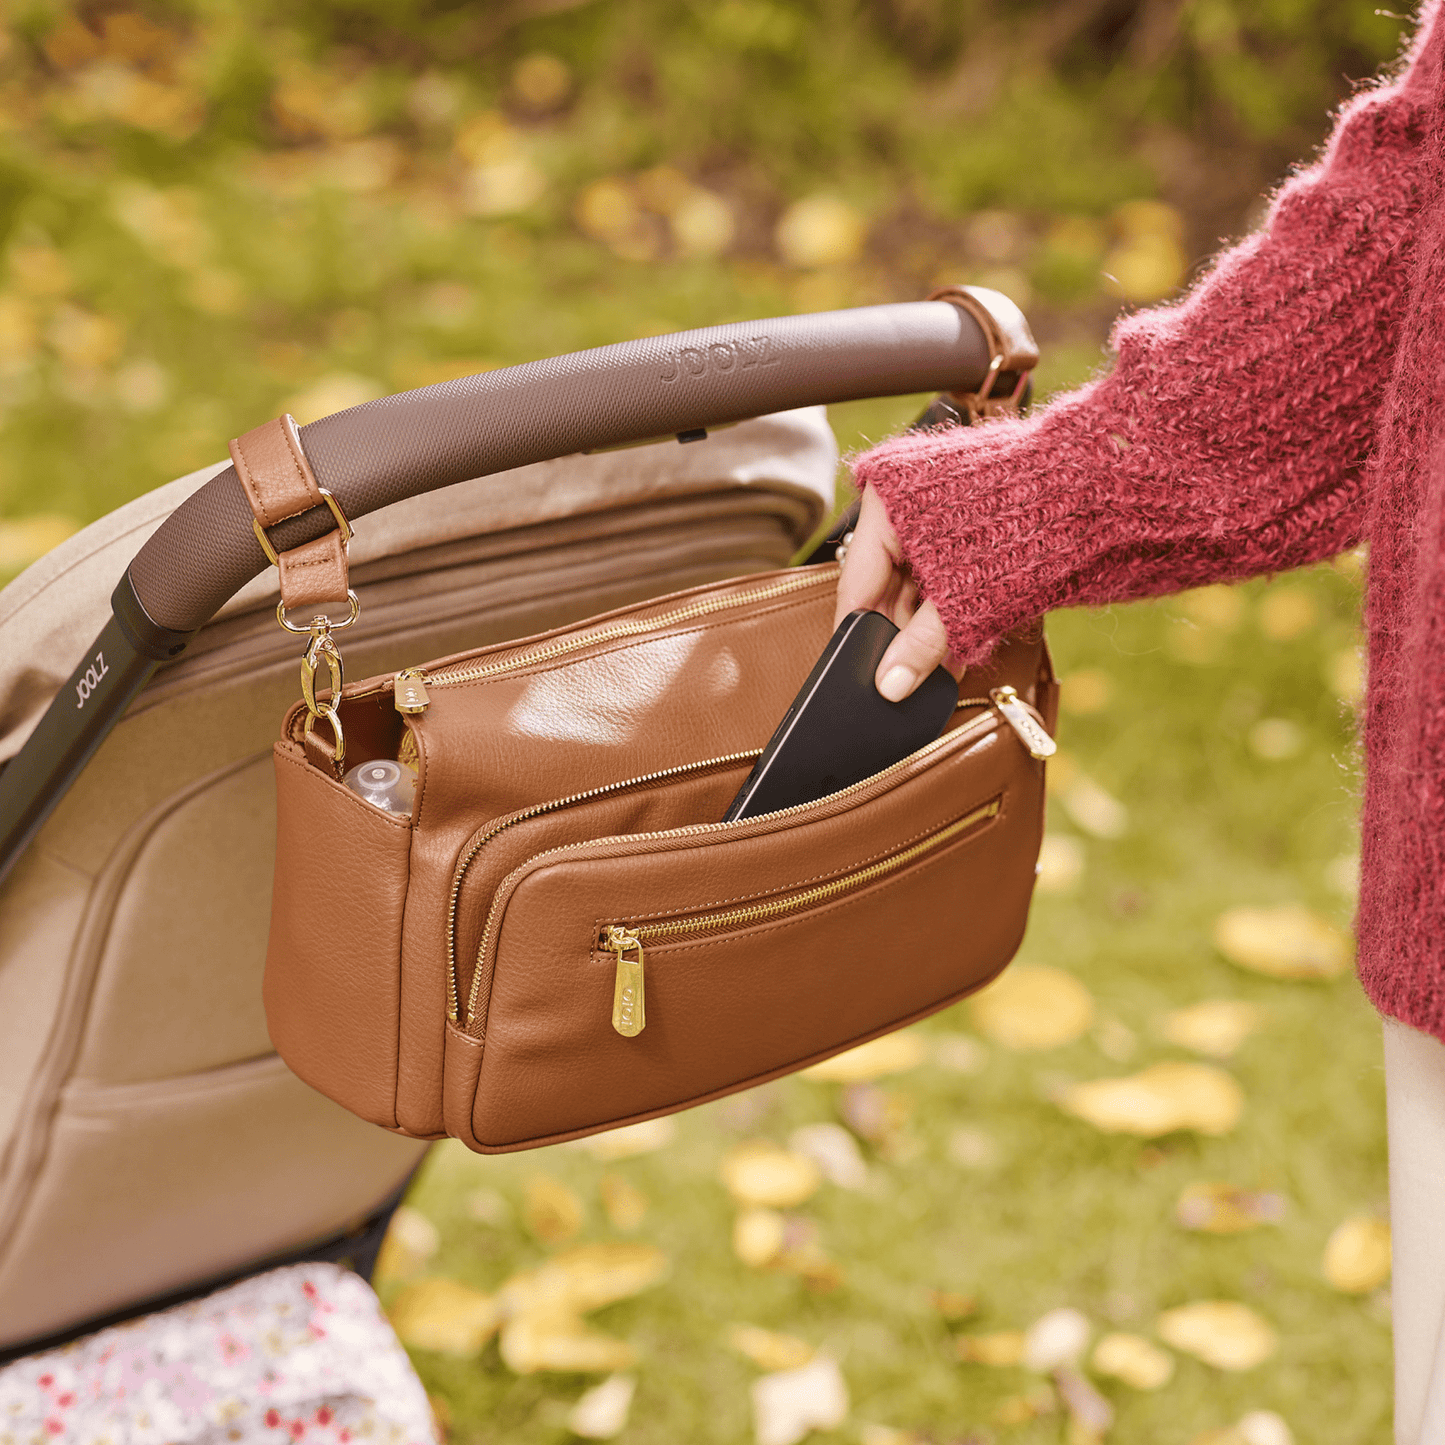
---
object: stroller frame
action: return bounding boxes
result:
[0,294,1022,1356]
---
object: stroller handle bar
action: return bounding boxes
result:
[125,300,993,636]
[1,298,1006,885]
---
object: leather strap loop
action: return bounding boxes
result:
[231,414,351,610]
[928,285,1038,420]
[928,285,1038,375]
[277,531,350,613]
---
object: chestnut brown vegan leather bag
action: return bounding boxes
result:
[249,290,1055,1153]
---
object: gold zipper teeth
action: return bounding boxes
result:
[623,796,1002,943]
[448,748,760,1022]
[428,568,833,689]
[462,703,1005,1031]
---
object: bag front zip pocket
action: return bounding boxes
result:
[446,750,759,1022]
[460,695,1046,1039]
[599,795,1001,1038]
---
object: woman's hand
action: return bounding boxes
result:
[832,486,961,700]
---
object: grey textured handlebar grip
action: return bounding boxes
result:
[127,300,991,633]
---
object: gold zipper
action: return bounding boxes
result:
[401,567,834,711]
[445,749,760,1022]
[461,700,1022,1033]
[600,796,1002,1038]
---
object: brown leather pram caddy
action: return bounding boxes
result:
[0,290,1040,1359]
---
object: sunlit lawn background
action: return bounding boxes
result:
[0,2,1410,1441]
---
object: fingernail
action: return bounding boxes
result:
[879,665,915,702]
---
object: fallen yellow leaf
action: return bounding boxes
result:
[969,965,1095,1050]
[728,1323,815,1371]
[858,1427,925,1445]
[839,1082,913,1151]
[1161,1000,1263,1058]
[284,371,385,426]
[1035,834,1085,893]
[1022,1307,1090,1371]
[388,1278,501,1356]
[956,1330,1025,1366]
[1176,1182,1285,1234]
[1259,586,1318,641]
[500,1310,637,1374]
[1156,1301,1278,1371]
[599,1173,648,1233]
[523,1173,584,1244]
[499,1242,669,1317]
[373,1204,440,1282]
[773,1227,845,1293]
[1327,648,1365,707]
[1186,1418,1294,1445]
[751,1354,850,1445]
[1061,669,1112,714]
[801,1030,928,1082]
[775,196,866,268]
[568,1373,636,1440]
[1248,718,1304,761]
[734,1207,786,1266]
[511,52,572,110]
[579,1116,677,1161]
[993,1394,1048,1426]
[465,1187,511,1227]
[1059,1061,1244,1136]
[720,1141,822,1208]
[1236,1411,1295,1445]
[1090,1332,1174,1390]
[1213,905,1349,980]
[789,1123,868,1189]
[932,1033,988,1075]
[1179,583,1245,631]
[1059,774,1129,839]
[1322,1216,1391,1293]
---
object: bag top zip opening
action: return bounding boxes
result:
[398,567,835,712]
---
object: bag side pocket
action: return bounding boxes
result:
[264,741,413,1132]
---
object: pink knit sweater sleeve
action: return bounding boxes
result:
[854,26,1440,667]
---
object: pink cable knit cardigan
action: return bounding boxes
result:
[854,6,1445,1042]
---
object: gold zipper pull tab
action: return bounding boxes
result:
[990,685,1057,760]
[394,668,430,715]
[605,926,646,1038]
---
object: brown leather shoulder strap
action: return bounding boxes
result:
[230,414,351,612]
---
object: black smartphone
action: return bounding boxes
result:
[723,610,959,822]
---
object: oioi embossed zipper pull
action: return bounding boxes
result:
[990,685,1056,759]
[606,926,646,1037]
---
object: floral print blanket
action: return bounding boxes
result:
[0,1263,436,1444]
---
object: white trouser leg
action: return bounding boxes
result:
[1385,1017,1445,1445]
